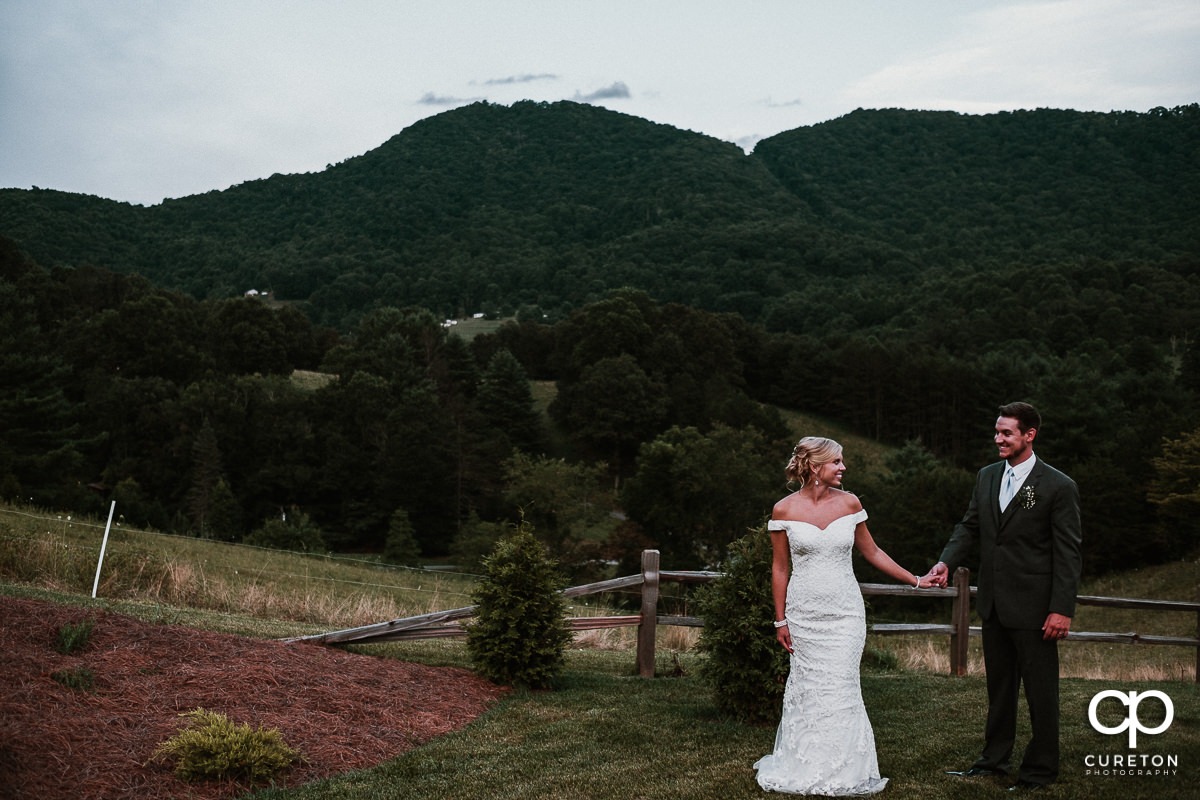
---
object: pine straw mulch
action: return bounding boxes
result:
[0,595,509,800]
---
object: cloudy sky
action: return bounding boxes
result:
[2,0,1197,206]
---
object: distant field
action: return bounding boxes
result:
[777,408,894,472]
[445,315,513,341]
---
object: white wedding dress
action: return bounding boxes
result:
[754,509,888,795]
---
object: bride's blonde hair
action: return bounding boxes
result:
[785,436,843,489]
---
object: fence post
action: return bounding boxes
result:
[950,567,970,676]
[636,549,660,678]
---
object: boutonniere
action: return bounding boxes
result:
[1019,485,1038,510]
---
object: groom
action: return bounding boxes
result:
[924,402,1082,792]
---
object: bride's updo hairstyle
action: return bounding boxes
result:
[785,436,843,490]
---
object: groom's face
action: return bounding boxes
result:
[994,416,1035,465]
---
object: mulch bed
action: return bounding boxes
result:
[0,596,508,800]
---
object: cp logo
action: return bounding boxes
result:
[1088,690,1174,748]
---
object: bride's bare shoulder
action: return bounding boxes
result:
[838,490,864,514]
[772,491,806,520]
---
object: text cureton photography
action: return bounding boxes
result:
[1083,688,1181,779]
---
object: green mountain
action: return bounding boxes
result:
[1,101,1197,329]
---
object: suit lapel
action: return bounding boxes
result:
[985,462,1004,531]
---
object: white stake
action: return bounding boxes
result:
[91,501,116,599]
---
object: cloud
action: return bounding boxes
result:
[574,81,631,102]
[417,92,486,107]
[482,73,558,86]
[842,0,1200,114]
[765,97,804,108]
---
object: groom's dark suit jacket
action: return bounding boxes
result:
[940,458,1083,629]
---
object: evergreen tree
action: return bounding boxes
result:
[207,479,244,542]
[695,529,789,723]
[466,520,571,689]
[186,421,224,538]
[0,279,88,505]
[382,508,422,566]
[478,349,543,454]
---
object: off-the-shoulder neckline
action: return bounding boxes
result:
[770,510,865,532]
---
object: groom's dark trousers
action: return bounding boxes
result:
[939,458,1082,785]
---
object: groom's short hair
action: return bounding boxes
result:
[998,402,1041,436]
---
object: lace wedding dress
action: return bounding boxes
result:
[754,509,888,795]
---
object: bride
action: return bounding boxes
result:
[754,437,931,795]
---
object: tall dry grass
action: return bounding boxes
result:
[0,506,479,630]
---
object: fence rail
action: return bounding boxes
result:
[286,549,1200,682]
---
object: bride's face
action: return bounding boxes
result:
[812,454,846,487]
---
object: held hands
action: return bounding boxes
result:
[920,562,950,588]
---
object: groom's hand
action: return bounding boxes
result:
[1042,612,1072,641]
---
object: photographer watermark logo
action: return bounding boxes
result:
[1084,689,1179,779]
[1088,690,1174,748]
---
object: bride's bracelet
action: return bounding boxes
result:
[911,574,922,589]
[773,619,788,628]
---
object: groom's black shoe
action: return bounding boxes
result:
[946,766,1007,778]
[1008,780,1046,792]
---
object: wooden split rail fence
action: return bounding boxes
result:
[286,550,1200,682]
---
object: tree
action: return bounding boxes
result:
[466,520,571,689]
[206,479,244,542]
[621,423,779,568]
[849,441,976,573]
[550,354,667,479]
[1148,428,1200,556]
[206,297,290,376]
[382,508,422,566]
[244,511,326,553]
[499,452,610,578]
[186,421,225,538]
[0,278,90,505]
[478,349,543,454]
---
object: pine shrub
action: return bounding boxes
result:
[151,708,300,784]
[56,618,95,655]
[466,521,571,689]
[695,528,790,723]
[51,666,95,692]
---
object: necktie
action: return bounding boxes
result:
[1000,468,1016,511]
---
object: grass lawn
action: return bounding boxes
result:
[245,646,1198,800]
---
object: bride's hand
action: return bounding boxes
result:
[776,625,793,653]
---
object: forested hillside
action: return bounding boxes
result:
[1,102,1198,579]
[3,102,1195,329]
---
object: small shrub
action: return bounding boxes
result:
[151,708,300,784]
[694,528,789,724]
[243,512,325,553]
[56,618,95,655]
[467,519,571,689]
[51,667,95,692]
[382,508,421,566]
[862,645,900,671]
